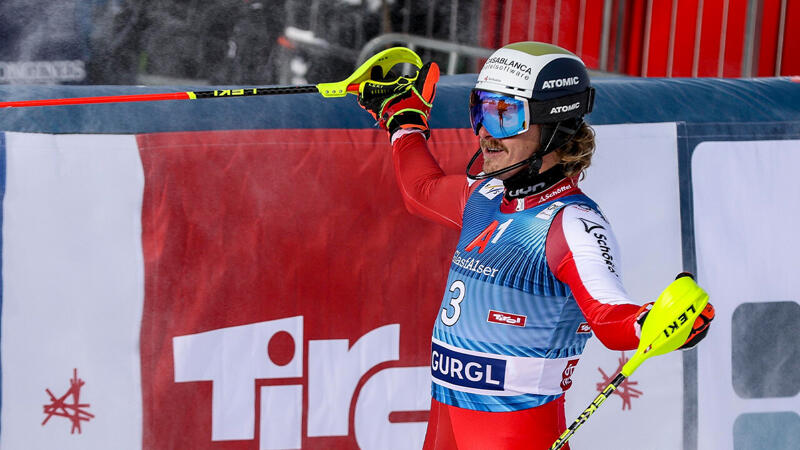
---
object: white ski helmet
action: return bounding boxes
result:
[466,42,595,180]
[475,41,594,124]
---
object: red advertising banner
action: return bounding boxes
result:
[137,128,475,449]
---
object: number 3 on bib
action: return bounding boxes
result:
[441,280,466,326]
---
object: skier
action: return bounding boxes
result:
[358,41,715,449]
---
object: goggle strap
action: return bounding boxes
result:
[537,118,584,159]
[529,88,594,123]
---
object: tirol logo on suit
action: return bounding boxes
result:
[487,310,527,327]
[560,359,580,390]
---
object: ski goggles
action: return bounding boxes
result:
[470,88,595,138]
[469,90,531,139]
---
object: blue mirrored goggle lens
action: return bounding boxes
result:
[469,91,527,139]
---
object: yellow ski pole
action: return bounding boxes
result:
[550,274,709,450]
[0,47,422,108]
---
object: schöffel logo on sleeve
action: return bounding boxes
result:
[576,322,591,333]
[431,341,506,391]
[487,310,527,327]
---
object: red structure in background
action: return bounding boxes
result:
[480,0,799,77]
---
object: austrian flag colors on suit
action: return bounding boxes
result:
[385,131,648,414]
[432,179,609,411]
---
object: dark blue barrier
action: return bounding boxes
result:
[1,76,799,133]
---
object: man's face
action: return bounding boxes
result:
[478,124,541,180]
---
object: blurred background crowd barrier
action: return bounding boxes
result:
[1,0,798,87]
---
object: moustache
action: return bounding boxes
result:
[480,137,507,152]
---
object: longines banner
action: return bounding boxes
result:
[0,123,797,449]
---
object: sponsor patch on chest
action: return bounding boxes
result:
[536,201,565,220]
[431,341,507,391]
[560,359,580,390]
[479,179,505,200]
[487,310,527,327]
